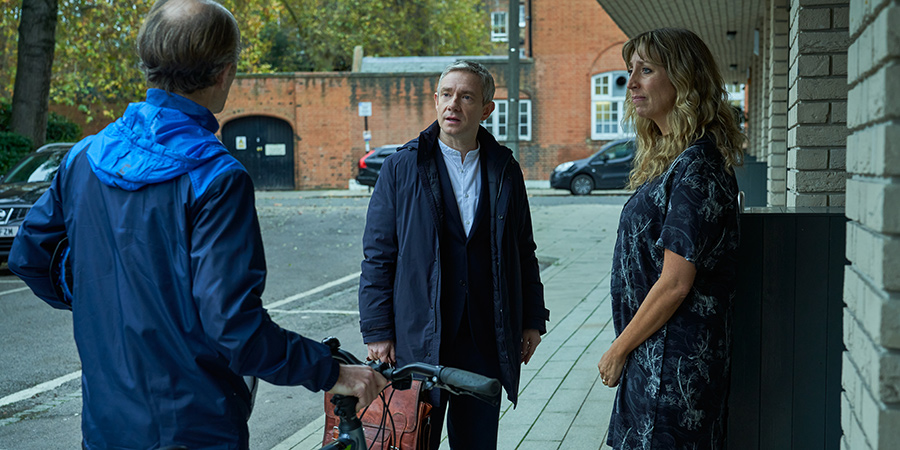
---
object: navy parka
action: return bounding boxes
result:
[358,121,549,405]
[9,90,339,449]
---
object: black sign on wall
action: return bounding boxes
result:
[222,116,295,190]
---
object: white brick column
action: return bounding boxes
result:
[752,38,766,159]
[843,1,900,448]
[787,0,850,206]
[759,9,771,161]
[767,0,790,205]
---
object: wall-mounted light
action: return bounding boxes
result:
[727,31,737,41]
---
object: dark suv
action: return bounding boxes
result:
[0,142,74,263]
[549,138,635,195]
[356,145,399,187]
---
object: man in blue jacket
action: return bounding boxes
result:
[9,1,385,448]
[359,60,549,449]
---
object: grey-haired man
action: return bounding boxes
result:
[358,60,549,448]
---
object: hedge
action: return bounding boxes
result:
[0,131,34,176]
[0,101,82,175]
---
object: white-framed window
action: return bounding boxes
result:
[727,83,745,109]
[727,83,746,129]
[491,11,507,42]
[591,71,630,140]
[519,4,526,28]
[481,99,532,141]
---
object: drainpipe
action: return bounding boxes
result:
[527,0,532,57]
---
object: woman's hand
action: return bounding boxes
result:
[598,341,627,388]
[598,250,696,388]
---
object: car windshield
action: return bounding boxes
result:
[3,151,67,183]
[605,142,633,158]
[592,141,633,161]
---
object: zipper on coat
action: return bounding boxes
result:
[434,245,440,335]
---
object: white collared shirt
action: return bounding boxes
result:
[438,139,481,236]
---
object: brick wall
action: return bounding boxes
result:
[842,0,900,447]
[217,0,627,188]
[786,0,850,207]
[528,0,628,177]
[220,73,440,189]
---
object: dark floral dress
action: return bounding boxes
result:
[607,138,741,449]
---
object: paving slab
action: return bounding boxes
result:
[276,201,624,449]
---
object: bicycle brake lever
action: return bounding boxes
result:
[422,377,436,392]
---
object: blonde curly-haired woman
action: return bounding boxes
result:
[598,27,745,449]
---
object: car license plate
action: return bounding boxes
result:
[0,226,18,237]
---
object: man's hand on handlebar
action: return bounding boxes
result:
[327,365,387,412]
[366,340,396,365]
[324,337,502,409]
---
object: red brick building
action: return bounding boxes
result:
[218,0,628,190]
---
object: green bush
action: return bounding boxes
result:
[0,102,11,130]
[47,111,81,142]
[0,101,82,174]
[0,131,34,176]
[0,101,82,143]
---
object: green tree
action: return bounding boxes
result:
[8,0,57,149]
[274,0,489,72]
[0,0,278,124]
[0,0,489,125]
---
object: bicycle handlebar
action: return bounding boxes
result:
[379,363,500,399]
[432,366,501,398]
[324,337,501,405]
[320,337,502,450]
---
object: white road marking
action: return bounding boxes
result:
[0,286,31,296]
[0,273,362,408]
[268,309,359,315]
[0,370,81,408]
[265,272,360,310]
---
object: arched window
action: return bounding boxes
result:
[591,71,629,140]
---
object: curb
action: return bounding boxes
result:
[255,187,632,200]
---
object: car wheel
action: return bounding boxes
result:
[570,174,594,195]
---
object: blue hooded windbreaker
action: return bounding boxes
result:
[8,89,339,450]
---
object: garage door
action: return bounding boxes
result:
[221,116,295,190]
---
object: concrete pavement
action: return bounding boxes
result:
[269,185,625,450]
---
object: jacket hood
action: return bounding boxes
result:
[85,89,229,191]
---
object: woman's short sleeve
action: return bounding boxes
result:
[656,155,731,269]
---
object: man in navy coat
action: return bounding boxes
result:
[358,60,549,449]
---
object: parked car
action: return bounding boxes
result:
[356,144,399,187]
[0,142,75,264]
[549,138,635,195]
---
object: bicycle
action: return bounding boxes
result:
[320,337,502,450]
